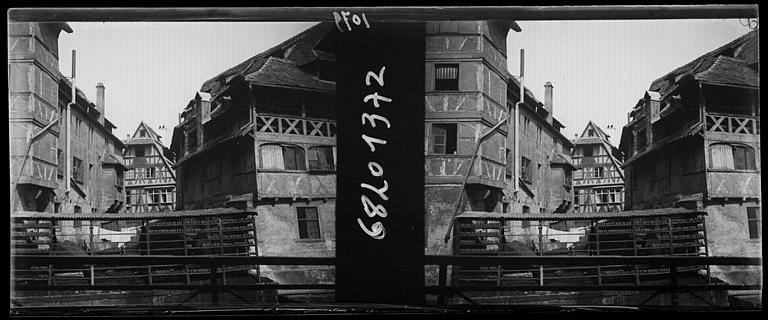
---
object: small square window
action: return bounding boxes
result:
[431,124,457,154]
[297,207,321,240]
[435,64,459,91]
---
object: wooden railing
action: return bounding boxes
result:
[705,113,759,135]
[12,255,761,308]
[254,114,336,138]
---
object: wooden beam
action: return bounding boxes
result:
[8,6,758,22]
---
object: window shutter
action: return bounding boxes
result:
[435,65,458,79]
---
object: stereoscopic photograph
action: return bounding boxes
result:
[8,6,761,317]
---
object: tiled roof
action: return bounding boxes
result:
[244,57,335,93]
[550,152,576,170]
[649,29,758,95]
[199,22,333,98]
[12,208,255,220]
[457,207,706,220]
[695,55,759,88]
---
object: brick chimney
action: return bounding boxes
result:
[96,82,105,124]
[544,82,554,124]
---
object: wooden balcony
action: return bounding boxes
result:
[705,113,759,135]
[425,154,505,188]
[254,114,336,138]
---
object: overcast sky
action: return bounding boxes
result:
[58,19,753,147]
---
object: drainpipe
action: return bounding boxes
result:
[515,49,524,193]
[66,50,76,192]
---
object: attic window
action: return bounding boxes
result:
[588,129,595,137]
[140,129,147,137]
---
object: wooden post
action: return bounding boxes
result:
[437,263,447,305]
[632,218,640,285]
[88,220,94,255]
[210,262,219,305]
[670,264,679,307]
[538,220,544,286]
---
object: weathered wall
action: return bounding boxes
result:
[625,138,706,210]
[255,200,335,285]
[511,107,573,214]
[704,201,762,285]
[9,22,65,211]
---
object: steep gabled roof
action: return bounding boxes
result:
[649,29,758,95]
[574,121,624,179]
[244,56,335,93]
[199,22,333,99]
[694,55,759,88]
[131,121,162,141]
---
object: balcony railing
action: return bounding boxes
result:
[255,114,336,138]
[705,113,759,135]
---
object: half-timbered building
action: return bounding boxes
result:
[123,122,177,213]
[619,29,760,285]
[170,22,337,286]
[572,121,625,213]
[10,22,127,216]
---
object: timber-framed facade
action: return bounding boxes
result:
[619,29,760,285]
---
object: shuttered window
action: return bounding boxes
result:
[435,64,459,91]
[733,145,756,170]
[431,123,457,154]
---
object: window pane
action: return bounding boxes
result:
[307,221,321,239]
[304,207,318,220]
[710,144,734,169]
[260,145,284,169]
[733,146,747,169]
[747,207,759,219]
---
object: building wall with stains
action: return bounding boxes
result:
[9,22,67,212]
[424,21,512,262]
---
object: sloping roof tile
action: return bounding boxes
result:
[245,57,335,93]
[695,55,759,88]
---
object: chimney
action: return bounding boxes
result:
[96,82,105,124]
[544,82,554,124]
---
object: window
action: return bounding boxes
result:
[126,193,132,206]
[537,126,542,145]
[636,129,647,151]
[522,206,530,228]
[583,146,593,157]
[187,129,198,151]
[434,64,459,91]
[147,188,172,204]
[140,129,147,137]
[747,207,761,239]
[588,129,595,137]
[116,171,124,188]
[72,157,84,182]
[308,146,335,171]
[431,124,457,154]
[147,167,156,178]
[297,207,321,240]
[259,144,306,171]
[709,144,756,170]
[521,157,532,183]
[283,145,305,170]
[126,169,135,180]
[591,167,604,178]
[135,146,145,157]
[57,149,63,177]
